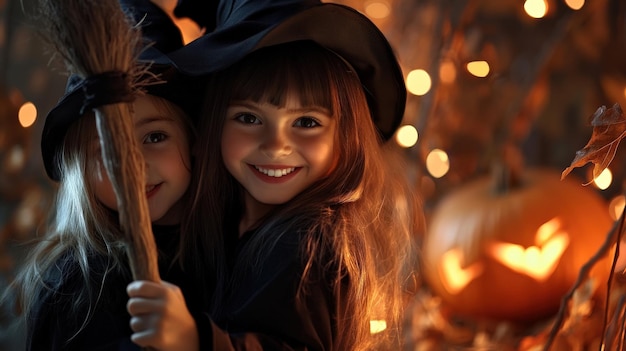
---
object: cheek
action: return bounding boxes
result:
[221,128,252,166]
[89,160,118,210]
[302,136,336,175]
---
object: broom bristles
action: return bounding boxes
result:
[36,0,141,78]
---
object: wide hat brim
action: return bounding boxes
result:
[41,67,204,181]
[166,1,407,141]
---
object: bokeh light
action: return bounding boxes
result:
[18,101,37,128]
[593,168,612,190]
[426,149,450,178]
[524,0,548,18]
[395,125,419,148]
[466,61,490,78]
[564,0,584,10]
[406,69,432,96]
[365,1,391,19]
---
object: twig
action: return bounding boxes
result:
[542,212,624,350]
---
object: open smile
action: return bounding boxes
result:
[249,165,301,183]
[254,166,296,177]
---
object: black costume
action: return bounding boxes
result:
[193,225,346,351]
[26,225,203,351]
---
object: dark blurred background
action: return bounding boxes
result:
[1,0,624,349]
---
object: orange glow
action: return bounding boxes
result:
[365,1,390,19]
[18,102,37,127]
[440,248,484,294]
[439,59,457,84]
[466,61,490,77]
[489,217,569,281]
[564,0,584,10]
[524,0,548,18]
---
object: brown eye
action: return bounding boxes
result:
[294,117,320,128]
[144,132,167,144]
[235,113,260,124]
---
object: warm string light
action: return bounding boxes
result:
[406,69,431,96]
[18,101,37,127]
[395,125,418,148]
[592,168,612,190]
[564,0,585,11]
[466,61,490,78]
[364,1,390,19]
[524,0,548,18]
[426,149,450,178]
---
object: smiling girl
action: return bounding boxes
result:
[127,41,423,351]
[14,92,201,350]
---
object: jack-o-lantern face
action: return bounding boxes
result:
[440,217,570,295]
[423,169,613,323]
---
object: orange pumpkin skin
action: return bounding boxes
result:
[423,168,613,323]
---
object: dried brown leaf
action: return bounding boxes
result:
[561,103,626,182]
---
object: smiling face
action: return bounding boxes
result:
[90,95,192,225]
[221,94,337,221]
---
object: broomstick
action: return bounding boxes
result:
[36,0,160,282]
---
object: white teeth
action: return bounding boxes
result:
[255,166,296,177]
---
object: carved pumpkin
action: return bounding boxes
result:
[423,168,613,322]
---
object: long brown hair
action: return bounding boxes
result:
[186,41,422,350]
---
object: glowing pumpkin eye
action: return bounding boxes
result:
[488,217,570,281]
[440,248,484,294]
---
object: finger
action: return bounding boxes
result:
[130,329,158,348]
[127,297,164,315]
[129,315,148,332]
[127,280,164,298]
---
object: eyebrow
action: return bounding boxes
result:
[230,101,331,116]
[134,115,175,128]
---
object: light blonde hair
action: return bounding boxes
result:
[13,94,194,342]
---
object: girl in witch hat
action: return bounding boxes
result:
[126,1,423,350]
[10,1,217,349]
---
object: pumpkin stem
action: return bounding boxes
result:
[492,143,524,194]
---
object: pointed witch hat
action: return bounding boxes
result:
[150,0,407,141]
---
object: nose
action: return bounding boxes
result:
[260,126,292,159]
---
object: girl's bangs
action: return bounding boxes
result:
[227,43,339,113]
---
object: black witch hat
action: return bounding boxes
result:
[40,0,210,181]
[166,0,407,141]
